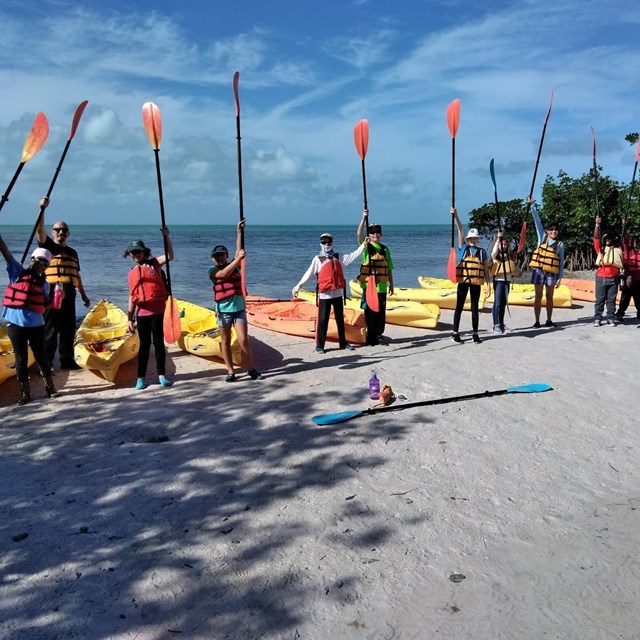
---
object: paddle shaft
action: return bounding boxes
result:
[361,159,369,228]
[152,148,173,293]
[625,159,639,218]
[451,138,456,248]
[235,114,245,249]
[20,138,73,264]
[0,163,26,215]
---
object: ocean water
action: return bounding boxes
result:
[1,225,451,316]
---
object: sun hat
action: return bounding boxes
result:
[31,248,52,263]
[211,244,229,256]
[466,228,480,239]
[125,239,147,254]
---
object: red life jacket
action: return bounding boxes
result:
[213,267,243,302]
[3,270,47,314]
[128,259,167,305]
[317,255,346,293]
[623,246,640,278]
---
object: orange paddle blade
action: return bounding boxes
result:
[21,112,49,162]
[447,247,457,283]
[354,119,369,160]
[142,102,162,150]
[69,100,89,140]
[365,275,379,312]
[446,99,460,138]
[163,296,182,344]
[635,138,640,163]
[517,221,527,253]
[233,71,240,117]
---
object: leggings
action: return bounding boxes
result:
[452,283,481,333]
[136,313,166,377]
[316,297,346,348]
[7,324,52,382]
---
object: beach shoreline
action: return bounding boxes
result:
[1,299,639,639]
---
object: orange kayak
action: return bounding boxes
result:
[564,277,620,303]
[246,297,367,344]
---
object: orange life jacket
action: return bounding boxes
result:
[3,270,47,314]
[128,259,168,305]
[213,268,243,302]
[317,255,346,293]
[456,247,485,285]
[358,244,390,282]
[530,238,561,274]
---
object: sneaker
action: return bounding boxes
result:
[492,325,502,334]
[606,319,617,326]
[135,378,148,390]
[225,373,236,383]
[159,375,173,387]
[314,347,326,354]
[341,344,355,351]
[544,320,556,328]
[501,325,512,334]
[593,319,602,327]
[532,321,541,328]
[451,333,464,344]
[472,333,482,344]
[248,369,264,380]
[616,315,624,323]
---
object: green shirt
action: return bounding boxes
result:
[360,241,394,294]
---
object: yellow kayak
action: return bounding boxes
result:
[296,289,440,329]
[74,300,140,382]
[350,279,481,310]
[486,282,573,307]
[0,322,35,385]
[416,276,490,310]
[174,298,241,364]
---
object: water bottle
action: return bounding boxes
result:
[368,371,380,400]
[52,282,63,310]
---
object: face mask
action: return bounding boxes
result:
[319,244,335,258]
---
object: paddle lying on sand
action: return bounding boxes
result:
[446,99,460,283]
[354,118,379,312]
[312,383,552,425]
[21,101,88,264]
[142,101,181,344]
[233,71,249,297]
[0,112,49,216]
[520,91,554,253]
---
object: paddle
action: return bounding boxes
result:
[490,159,509,280]
[0,112,49,216]
[522,91,554,254]
[233,71,249,297]
[141,101,181,344]
[446,99,460,282]
[354,118,379,311]
[590,127,604,258]
[20,101,88,264]
[624,138,640,218]
[312,383,552,425]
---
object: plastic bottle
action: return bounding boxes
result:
[368,371,380,400]
[52,283,63,310]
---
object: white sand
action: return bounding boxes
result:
[1,300,638,640]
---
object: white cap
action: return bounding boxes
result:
[466,228,480,239]
[31,248,52,263]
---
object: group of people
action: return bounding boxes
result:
[3,198,640,406]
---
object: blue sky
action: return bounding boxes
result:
[0,0,638,226]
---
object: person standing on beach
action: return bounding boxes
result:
[528,196,564,328]
[209,220,262,382]
[490,231,520,334]
[592,216,623,326]
[616,218,640,322]
[36,197,90,369]
[356,210,394,346]
[450,207,491,344]
[1,231,58,405]
[292,232,368,353]
[125,229,174,390]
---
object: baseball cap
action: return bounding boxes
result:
[125,239,147,254]
[31,248,52,263]
[211,244,229,256]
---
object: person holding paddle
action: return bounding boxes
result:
[0,232,58,405]
[356,210,394,346]
[36,198,90,369]
[210,220,262,382]
[124,228,174,390]
[490,232,520,334]
[450,208,491,344]
[592,216,623,326]
[292,232,368,353]
[616,218,640,322]
[528,197,564,328]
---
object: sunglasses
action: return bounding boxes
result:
[320,239,333,245]
[32,258,50,266]
[52,227,69,234]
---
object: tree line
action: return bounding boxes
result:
[468,134,640,271]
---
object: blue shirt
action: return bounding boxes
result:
[2,257,49,327]
[457,244,487,263]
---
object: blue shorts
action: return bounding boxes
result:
[531,267,558,287]
[216,309,247,327]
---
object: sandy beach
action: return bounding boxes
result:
[1,299,638,640]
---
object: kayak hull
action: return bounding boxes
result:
[0,323,35,385]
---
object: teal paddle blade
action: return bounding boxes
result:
[506,383,552,393]
[312,410,364,426]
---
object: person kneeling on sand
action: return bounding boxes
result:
[592,215,623,327]
[292,232,368,353]
[209,220,262,382]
